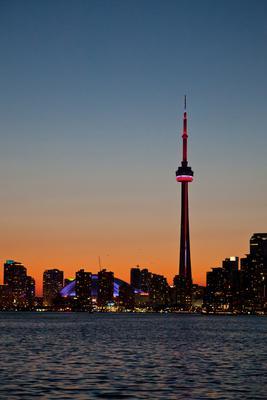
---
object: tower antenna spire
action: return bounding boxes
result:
[184,94,187,111]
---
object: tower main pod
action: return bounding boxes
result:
[176,97,194,292]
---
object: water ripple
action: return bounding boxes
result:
[0,313,266,399]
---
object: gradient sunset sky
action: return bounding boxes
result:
[1,0,267,294]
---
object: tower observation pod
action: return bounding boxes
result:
[176,96,194,295]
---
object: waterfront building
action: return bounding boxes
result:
[205,257,241,312]
[130,266,152,293]
[75,269,92,311]
[130,267,142,290]
[3,260,28,308]
[43,269,64,307]
[191,284,205,309]
[149,274,170,309]
[118,282,135,310]
[0,285,13,310]
[25,276,35,309]
[240,233,267,312]
[97,269,114,307]
[4,260,27,295]
[173,274,191,309]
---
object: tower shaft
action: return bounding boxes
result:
[179,182,192,283]
[175,96,193,287]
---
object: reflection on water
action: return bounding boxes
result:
[0,313,266,399]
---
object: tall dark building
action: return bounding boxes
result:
[175,97,194,303]
[205,257,241,311]
[75,269,92,311]
[140,268,152,293]
[4,260,27,290]
[25,276,35,309]
[0,285,13,310]
[130,266,152,292]
[118,282,135,310]
[4,260,27,306]
[97,269,114,307]
[43,269,64,306]
[149,274,169,309]
[240,233,267,311]
[3,260,35,310]
[130,267,141,290]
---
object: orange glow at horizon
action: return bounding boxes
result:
[0,222,252,296]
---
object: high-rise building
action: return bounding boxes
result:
[205,257,241,311]
[118,282,135,310]
[43,269,64,306]
[75,269,92,311]
[175,97,194,306]
[4,260,27,307]
[140,268,152,293]
[0,285,13,310]
[130,266,153,292]
[97,269,114,307]
[3,260,35,310]
[149,274,169,309]
[4,260,27,291]
[130,267,142,290]
[25,276,35,309]
[240,233,267,311]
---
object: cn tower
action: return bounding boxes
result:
[176,96,194,286]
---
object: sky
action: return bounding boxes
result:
[0,0,267,294]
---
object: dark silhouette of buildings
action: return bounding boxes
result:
[149,274,169,309]
[205,257,240,312]
[2,260,35,310]
[240,233,267,312]
[1,233,266,313]
[118,282,135,310]
[173,275,191,309]
[43,269,64,307]
[130,266,170,309]
[205,234,267,313]
[75,269,92,311]
[130,266,153,293]
[25,276,36,310]
[0,285,13,310]
[130,267,142,290]
[175,97,194,307]
[97,269,114,307]
[4,260,27,297]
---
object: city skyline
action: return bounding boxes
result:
[1,1,267,295]
[1,230,266,313]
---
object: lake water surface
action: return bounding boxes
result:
[0,313,266,399]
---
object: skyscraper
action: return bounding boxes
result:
[3,260,35,310]
[75,269,92,311]
[43,269,64,307]
[4,260,27,307]
[25,276,35,309]
[175,97,194,292]
[130,267,141,290]
[97,269,114,307]
[4,260,27,292]
[241,233,267,311]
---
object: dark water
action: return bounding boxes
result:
[0,313,266,399]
